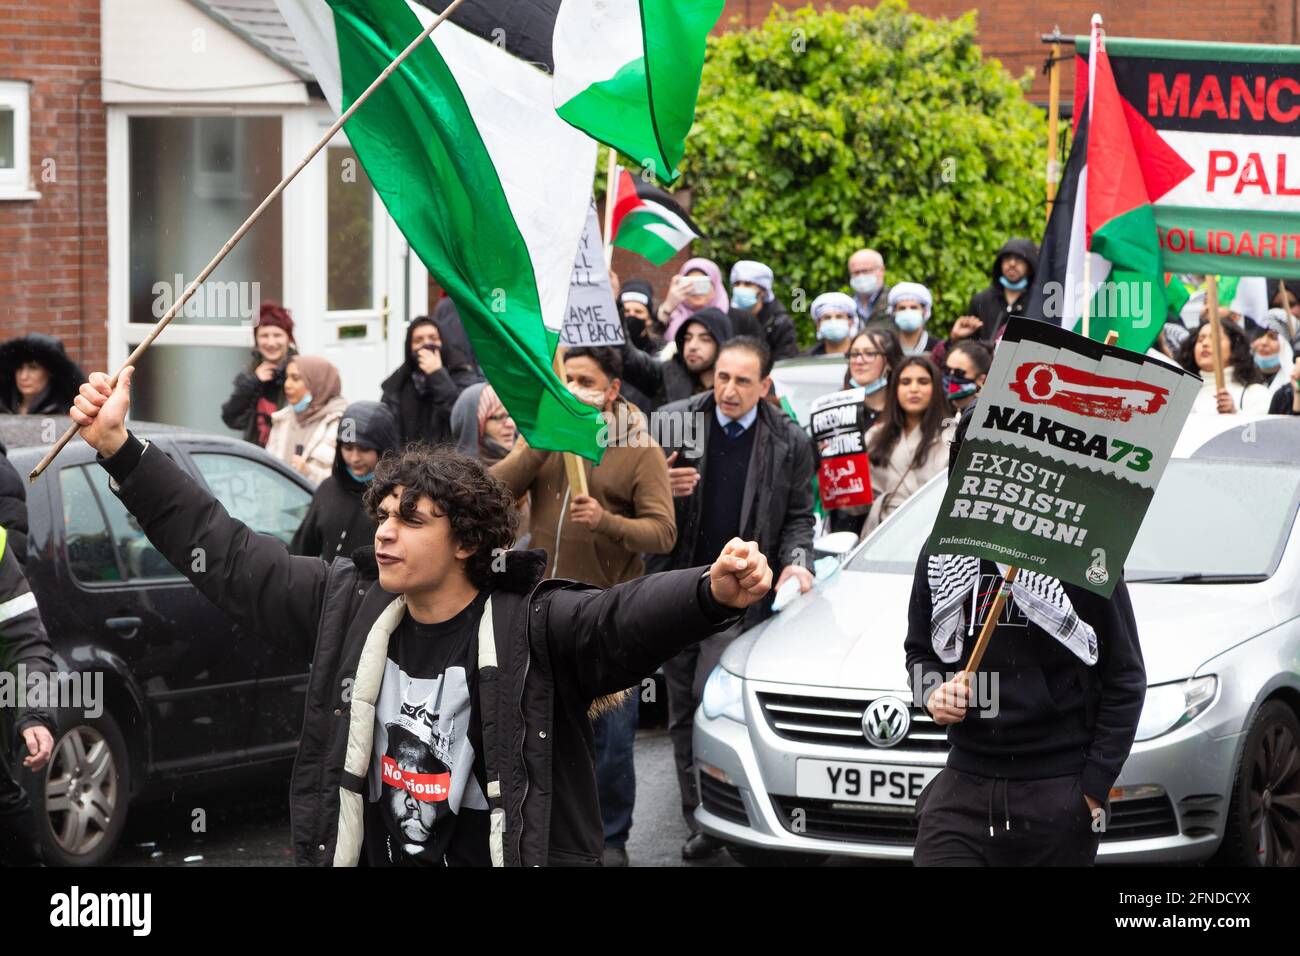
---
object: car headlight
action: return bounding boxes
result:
[701,666,745,723]
[1134,676,1218,742]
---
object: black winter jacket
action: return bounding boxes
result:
[381,321,478,448]
[620,307,733,412]
[648,393,815,631]
[97,434,738,866]
[966,238,1040,342]
[0,524,55,738]
[904,551,1146,803]
[0,442,28,563]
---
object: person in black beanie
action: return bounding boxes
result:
[905,409,1146,866]
[221,301,298,447]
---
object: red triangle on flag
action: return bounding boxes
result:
[1085,40,1193,244]
[610,169,644,238]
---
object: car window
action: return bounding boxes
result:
[92,469,184,581]
[191,453,312,546]
[61,466,125,583]
[847,476,945,574]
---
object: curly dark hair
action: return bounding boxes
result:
[362,443,519,589]
[1176,319,1264,386]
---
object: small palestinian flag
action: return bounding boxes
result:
[609,168,703,265]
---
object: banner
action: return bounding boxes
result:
[561,201,625,348]
[927,319,1199,596]
[810,388,873,510]
[1074,36,1300,278]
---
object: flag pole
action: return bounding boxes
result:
[1206,275,1226,392]
[1082,252,1092,340]
[1045,29,1063,223]
[28,0,468,483]
[602,147,620,268]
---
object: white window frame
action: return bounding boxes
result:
[0,80,39,201]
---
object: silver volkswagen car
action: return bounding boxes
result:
[693,413,1300,866]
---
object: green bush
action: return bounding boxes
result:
[679,0,1048,344]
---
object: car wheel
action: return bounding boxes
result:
[28,712,130,867]
[1216,700,1300,867]
[726,845,829,867]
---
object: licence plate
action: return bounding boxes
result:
[795,760,939,806]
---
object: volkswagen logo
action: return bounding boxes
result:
[862,697,910,748]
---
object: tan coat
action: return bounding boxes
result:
[860,419,956,536]
[266,396,348,486]
[490,399,676,588]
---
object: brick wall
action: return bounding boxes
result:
[0,0,107,370]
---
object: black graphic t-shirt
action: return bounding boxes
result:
[362,591,491,867]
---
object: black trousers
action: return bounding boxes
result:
[663,628,738,832]
[913,768,1103,866]
[0,750,42,865]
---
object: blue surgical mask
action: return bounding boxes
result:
[999,275,1029,291]
[894,309,925,333]
[1255,352,1282,372]
[817,317,851,342]
[731,287,759,310]
[292,393,313,413]
[850,274,879,296]
[352,471,375,483]
[857,374,888,395]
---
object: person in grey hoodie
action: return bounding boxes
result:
[291,401,399,561]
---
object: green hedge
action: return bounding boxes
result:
[677,0,1048,344]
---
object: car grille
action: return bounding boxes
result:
[771,796,918,845]
[756,690,947,752]
[1106,794,1180,841]
[699,774,749,826]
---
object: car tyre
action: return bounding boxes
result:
[26,711,131,867]
[1215,700,1300,867]
[726,844,829,867]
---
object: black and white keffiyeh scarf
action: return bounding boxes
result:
[927,554,1098,667]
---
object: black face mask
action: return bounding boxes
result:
[943,369,978,402]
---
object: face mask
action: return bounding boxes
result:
[817,317,851,342]
[857,374,888,395]
[944,371,979,401]
[567,382,607,409]
[1255,352,1282,372]
[894,309,925,333]
[352,471,375,483]
[850,274,878,296]
[293,393,313,413]
[999,275,1029,291]
[731,287,759,311]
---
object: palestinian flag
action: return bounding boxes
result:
[1031,20,1195,352]
[553,0,724,183]
[277,0,606,459]
[609,168,703,265]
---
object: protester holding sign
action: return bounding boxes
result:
[1177,319,1270,415]
[906,410,1148,867]
[860,356,955,536]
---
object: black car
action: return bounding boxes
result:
[1,415,315,865]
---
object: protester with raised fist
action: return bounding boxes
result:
[67,365,770,867]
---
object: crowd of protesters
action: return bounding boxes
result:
[4,239,1300,868]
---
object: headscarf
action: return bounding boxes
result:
[888,281,934,319]
[290,355,343,424]
[450,383,513,465]
[665,257,730,342]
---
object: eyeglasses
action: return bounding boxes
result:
[848,350,883,360]
[487,411,511,423]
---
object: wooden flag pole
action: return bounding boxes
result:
[28,0,468,483]
[552,347,590,498]
[602,146,619,268]
[1206,275,1226,392]
[1045,35,1062,222]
